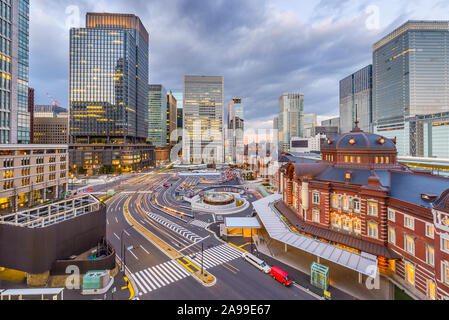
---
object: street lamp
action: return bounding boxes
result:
[120,225,134,272]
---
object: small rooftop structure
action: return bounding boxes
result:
[225,217,262,229]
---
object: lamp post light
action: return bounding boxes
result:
[120,225,134,272]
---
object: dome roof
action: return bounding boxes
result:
[322,129,396,152]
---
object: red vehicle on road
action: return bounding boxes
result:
[271,266,293,287]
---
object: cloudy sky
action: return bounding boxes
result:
[30,0,449,132]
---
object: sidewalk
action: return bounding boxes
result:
[255,231,392,300]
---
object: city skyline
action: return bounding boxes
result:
[29,0,449,132]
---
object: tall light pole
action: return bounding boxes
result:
[120,225,134,272]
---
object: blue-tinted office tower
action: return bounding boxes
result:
[70,13,149,144]
[373,21,449,156]
[340,65,373,133]
[0,0,30,144]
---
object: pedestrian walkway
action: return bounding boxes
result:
[132,260,191,296]
[189,219,210,229]
[146,212,203,242]
[186,244,243,270]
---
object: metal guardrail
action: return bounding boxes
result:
[0,194,102,228]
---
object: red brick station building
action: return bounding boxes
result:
[272,124,449,300]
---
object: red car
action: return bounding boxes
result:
[271,266,293,287]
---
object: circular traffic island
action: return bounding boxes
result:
[203,192,235,206]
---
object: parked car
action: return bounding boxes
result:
[242,253,271,274]
[270,266,293,287]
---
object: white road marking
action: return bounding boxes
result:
[128,249,139,260]
[140,246,149,255]
[115,216,118,223]
[114,233,120,240]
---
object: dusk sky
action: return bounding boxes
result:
[30,0,449,132]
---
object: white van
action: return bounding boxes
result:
[242,252,271,274]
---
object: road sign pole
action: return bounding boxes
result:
[201,243,204,275]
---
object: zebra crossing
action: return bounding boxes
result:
[186,244,243,270]
[189,219,210,229]
[132,260,191,296]
[146,212,203,242]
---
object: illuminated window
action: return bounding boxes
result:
[312,208,320,223]
[427,281,436,300]
[312,192,320,205]
[426,223,435,239]
[368,222,378,239]
[388,227,396,245]
[426,245,435,267]
[357,157,361,164]
[342,197,349,210]
[442,238,449,254]
[367,202,378,216]
[353,198,361,212]
[405,235,415,255]
[331,195,339,209]
[405,262,415,286]
[443,262,449,286]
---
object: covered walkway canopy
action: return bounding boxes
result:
[0,288,65,300]
[253,194,378,278]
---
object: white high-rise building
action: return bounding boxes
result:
[226,98,245,164]
[278,93,304,152]
[182,76,224,164]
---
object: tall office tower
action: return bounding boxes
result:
[28,88,34,143]
[340,65,373,134]
[169,89,183,129]
[183,75,224,164]
[166,93,177,147]
[273,117,278,131]
[148,84,167,146]
[69,13,153,173]
[226,98,245,164]
[278,93,304,152]
[303,113,318,138]
[0,0,30,144]
[373,21,449,156]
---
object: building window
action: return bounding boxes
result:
[342,197,349,211]
[427,280,436,300]
[388,209,395,222]
[368,222,379,239]
[388,227,396,245]
[312,208,320,223]
[367,202,378,216]
[331,195,339,209]
[405,262,415,287]
[404,215,415,230]
[426,245,435,267]
[353,198,361,212]
[426,223,435,239]
[405,235,415,255]
[312,192,320,205]
[443,262,449,286]
[442,238,449,254]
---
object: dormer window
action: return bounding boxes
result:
[377,137,386,145]
[345,171,352,182]
[348,137,356,145]
[327,139,333,145]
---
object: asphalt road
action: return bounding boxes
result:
[102,169,317,300]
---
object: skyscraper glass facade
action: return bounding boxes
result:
[226,98,244,163]
[147,84,167,146]
[0,0,12,144]
[16,0,29,144]
[340,65,372,133]
[70,13,149,145]
[278,93,304,152]
[373,20,449,156]
[183,75,224,164]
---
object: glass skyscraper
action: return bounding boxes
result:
[226,98,244,164]
[373,21,449,156]
[148,84,167,146]
[69,13,153,173]
[278,93,304,152]
[182,75,224,164]
[0,0,29,144]
[70,13,149,145]
[340,65,373,134]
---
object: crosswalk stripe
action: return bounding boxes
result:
[165,261,186,279]
[159,263,181,281]
[202,252,223,267]
[144,269,163,288]
[220,245,244,257]
[147,268,167,287]
[172,261,191,276]
[138,271,157,291]
[154,265,173,284]
[207,247,231,263]
[133,272,150,293]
